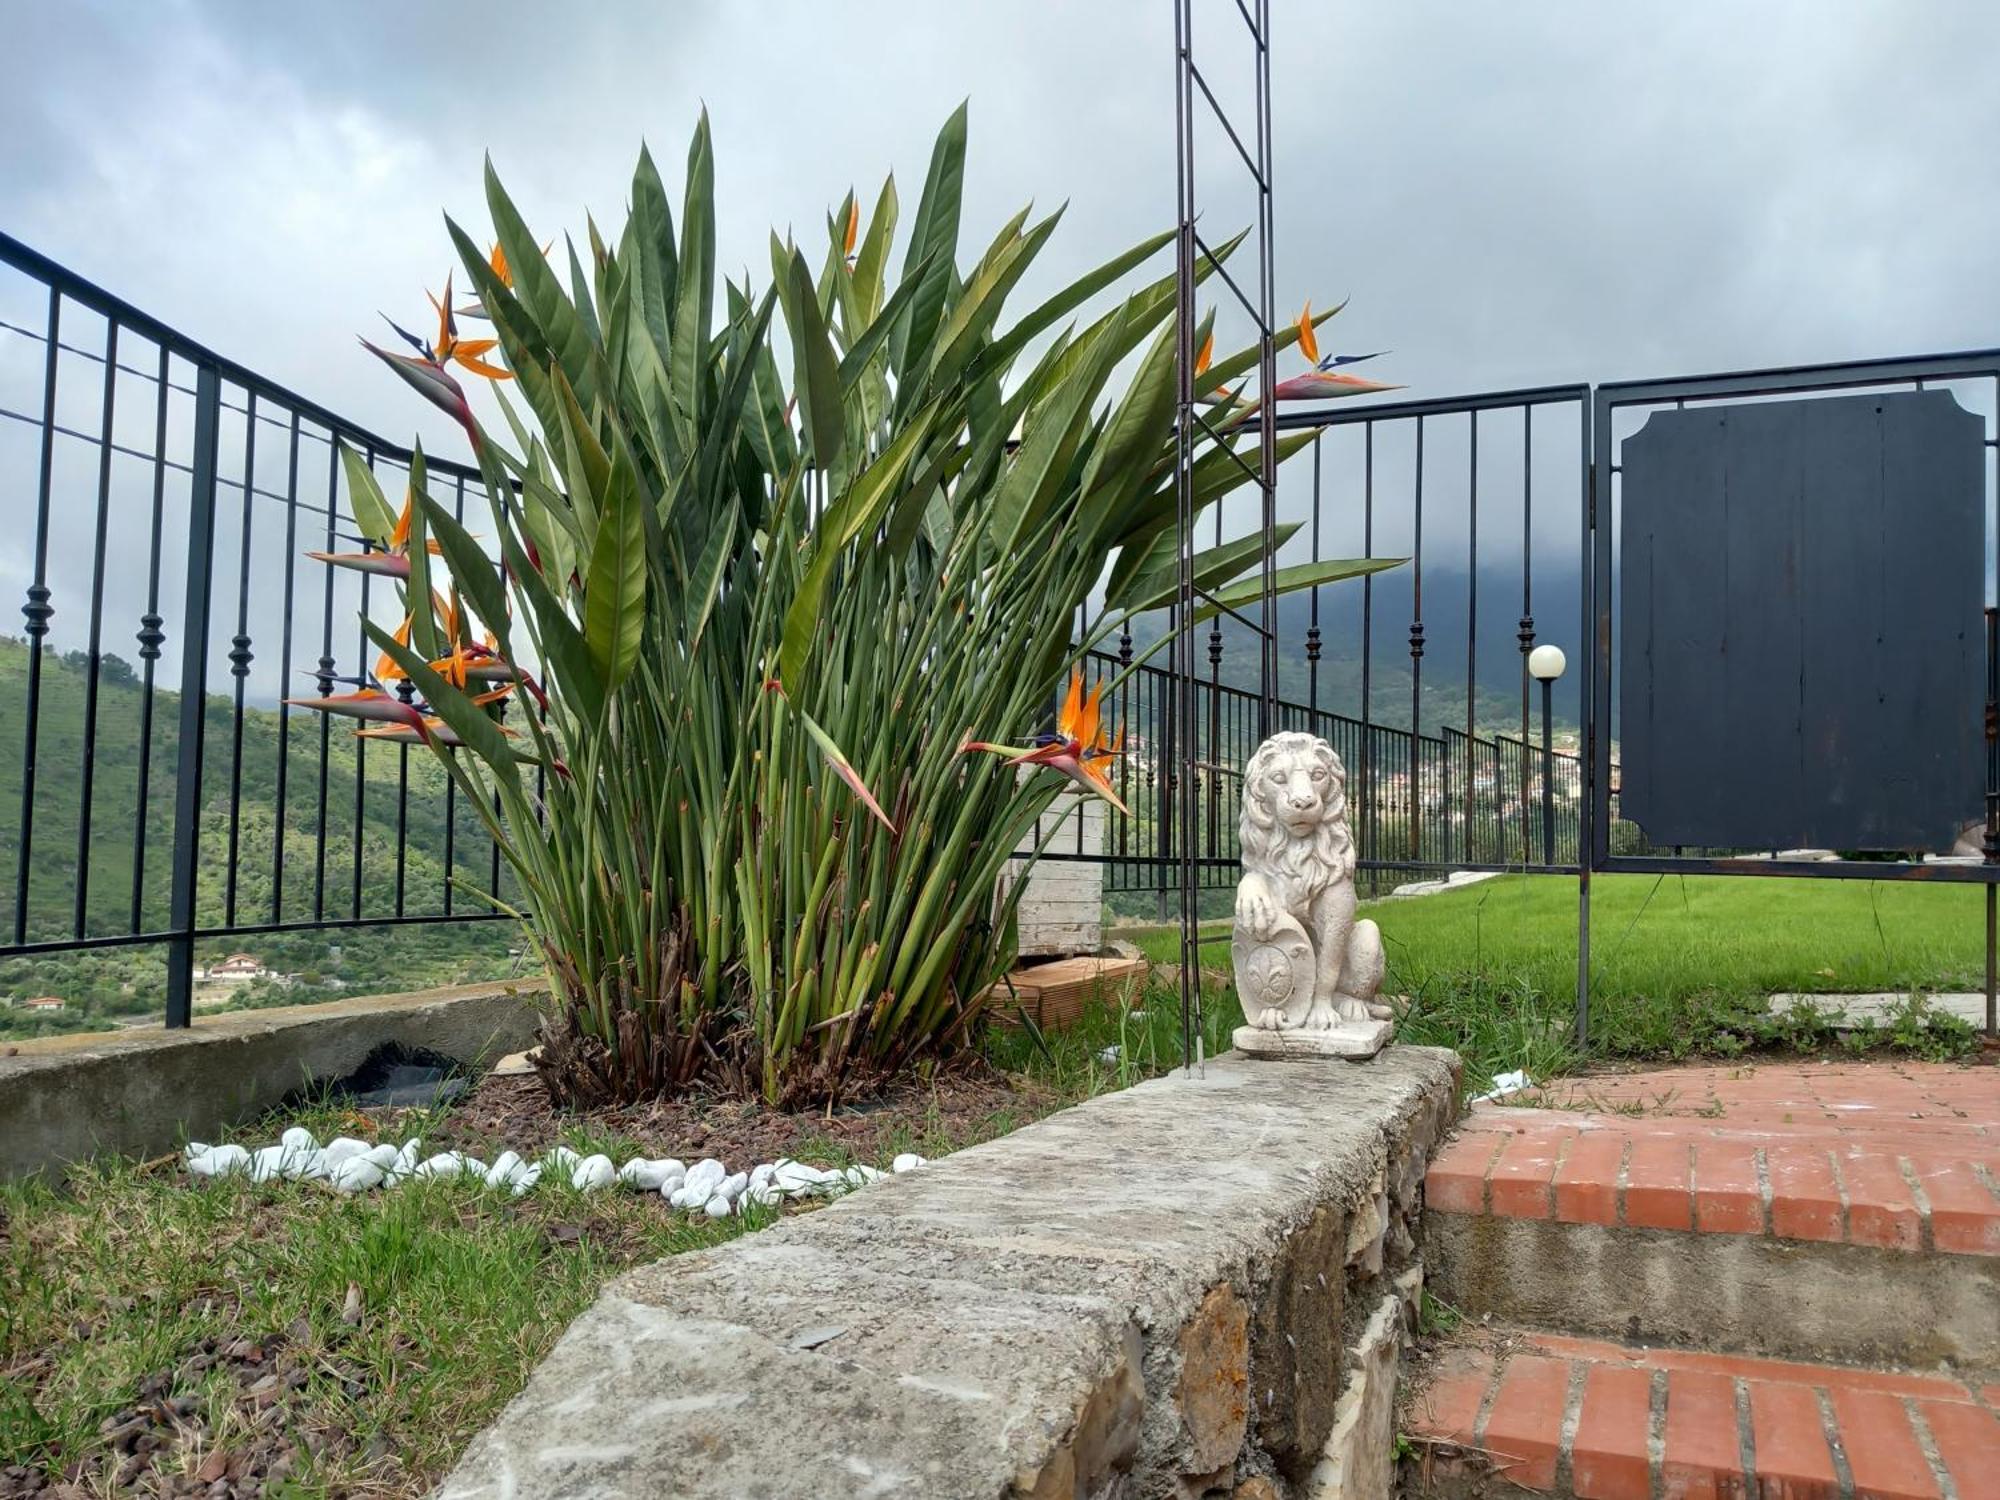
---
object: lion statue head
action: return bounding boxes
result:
[1239,731,1355,891]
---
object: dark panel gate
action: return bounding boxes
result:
[1618,391,1986,853]
[1589,352,2000,1042]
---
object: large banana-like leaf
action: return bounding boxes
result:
[337,441,398,548]
[582,449,647,691]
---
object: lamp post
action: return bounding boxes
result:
[1528,644,1567,866]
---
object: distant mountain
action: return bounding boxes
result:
[1114,559,1588,738]
[0,637,523,1037]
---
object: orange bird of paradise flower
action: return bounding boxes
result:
[1268,301,1399,402]
[962,668,1129,813]
[457,239,551,318]
[363,272,511,451]
[306,488,448,581]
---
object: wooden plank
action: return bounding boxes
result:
[984,956,1148,1029]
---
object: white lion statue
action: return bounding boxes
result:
[1232,731,1390,1031]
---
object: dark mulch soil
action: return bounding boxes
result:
[400,1061,1060,1170]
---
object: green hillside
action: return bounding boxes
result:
[0,638,528,1039]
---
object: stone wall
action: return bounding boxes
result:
[1003,790,1106,958]
[438,1045,1461,1500]
[0,982,541,1181]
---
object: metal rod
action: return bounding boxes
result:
[132,342,172,929]
[74,318,120,936]
[165,366,223,1029]
[1542,676,1557,865]
[1986,605,1997,1036]
[14,285,60,946]
[271,410,302,925]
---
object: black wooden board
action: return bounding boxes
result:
[1619,391,1985,852]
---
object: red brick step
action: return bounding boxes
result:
[1420,1061,2000,1370]
[1405,1329,2000,1499]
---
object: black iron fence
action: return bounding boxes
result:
[1,231,1596,1030]
[1028,652,1586,899]
[0,232,523,1031]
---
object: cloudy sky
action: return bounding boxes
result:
[4,1,1999,709]
[9,2,2000,427]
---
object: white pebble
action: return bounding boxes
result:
[748,1162,776,1188]
[363,1143,402,1171]
[414,1152,465,1180]
[280,1126,319,1154]
[713,1171,748,1204]
[570,1154,616,1192]
[328,1157,385,1194]
[485,1150,523,1188]
[248,1146,290,1184]
[891,1154,927,1174]
[282,1149,327,1181]
[702,1194,732,1218]
[685,1157,727,1193]
[322,1137,369,1167]
[840,1165,884,1188]
[510,1163,542,1196]
[770,1160,834,1196]
[386,1140,421,1183]
[187,1143,249,1178]
[618,1157,679,1191]
[545,1145,580,1172]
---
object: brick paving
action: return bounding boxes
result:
[1426,1060,2000,1256]
[1406,1330,2000,1499]
[1413,1058,2000,1494]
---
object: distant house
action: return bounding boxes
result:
[20,995,65,1012]
[195,953,273,984]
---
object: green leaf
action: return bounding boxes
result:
[687,497,740,655]
[337,441,397,548]
[972,227,1175,381]
[417,488,509,652]
[671,111,716,427]
[777,691,894,832]
[784,248,846,472]
[778,404,938,685]
[1108,522,1304,616]
[483,156,604,414]
[631,142,680,348]
[402,446,440,661]
[583,457,647,691]
[927,206,1061,392]
[889,101,967,397]
[991,303,1129,553]
[1187,557,1409,626]
[852,174,898,323]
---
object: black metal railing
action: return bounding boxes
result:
[0,232,521,1031]
[1,231,1593,1030]
[1026,651,1586,900]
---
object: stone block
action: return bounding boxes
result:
[1179,1284,1251,1474]
[1304,1293,1403,1499]
[1252,1202,1346,1475]
[1233,1021,1394,1060]
[436,1047,1463,1500]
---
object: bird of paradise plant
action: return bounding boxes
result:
[963,668,1130,814]
[308,109,1406,1108]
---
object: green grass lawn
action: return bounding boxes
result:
[1118,873,1986,1084]
[0,975,1232,1497]
[1123,872,1989,1000]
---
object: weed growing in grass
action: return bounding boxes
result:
[1394,975,1579,1099]
[984,974,1243,1097]
[1417,1291,1464,1339]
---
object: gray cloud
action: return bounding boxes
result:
[3,1,1997,703]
